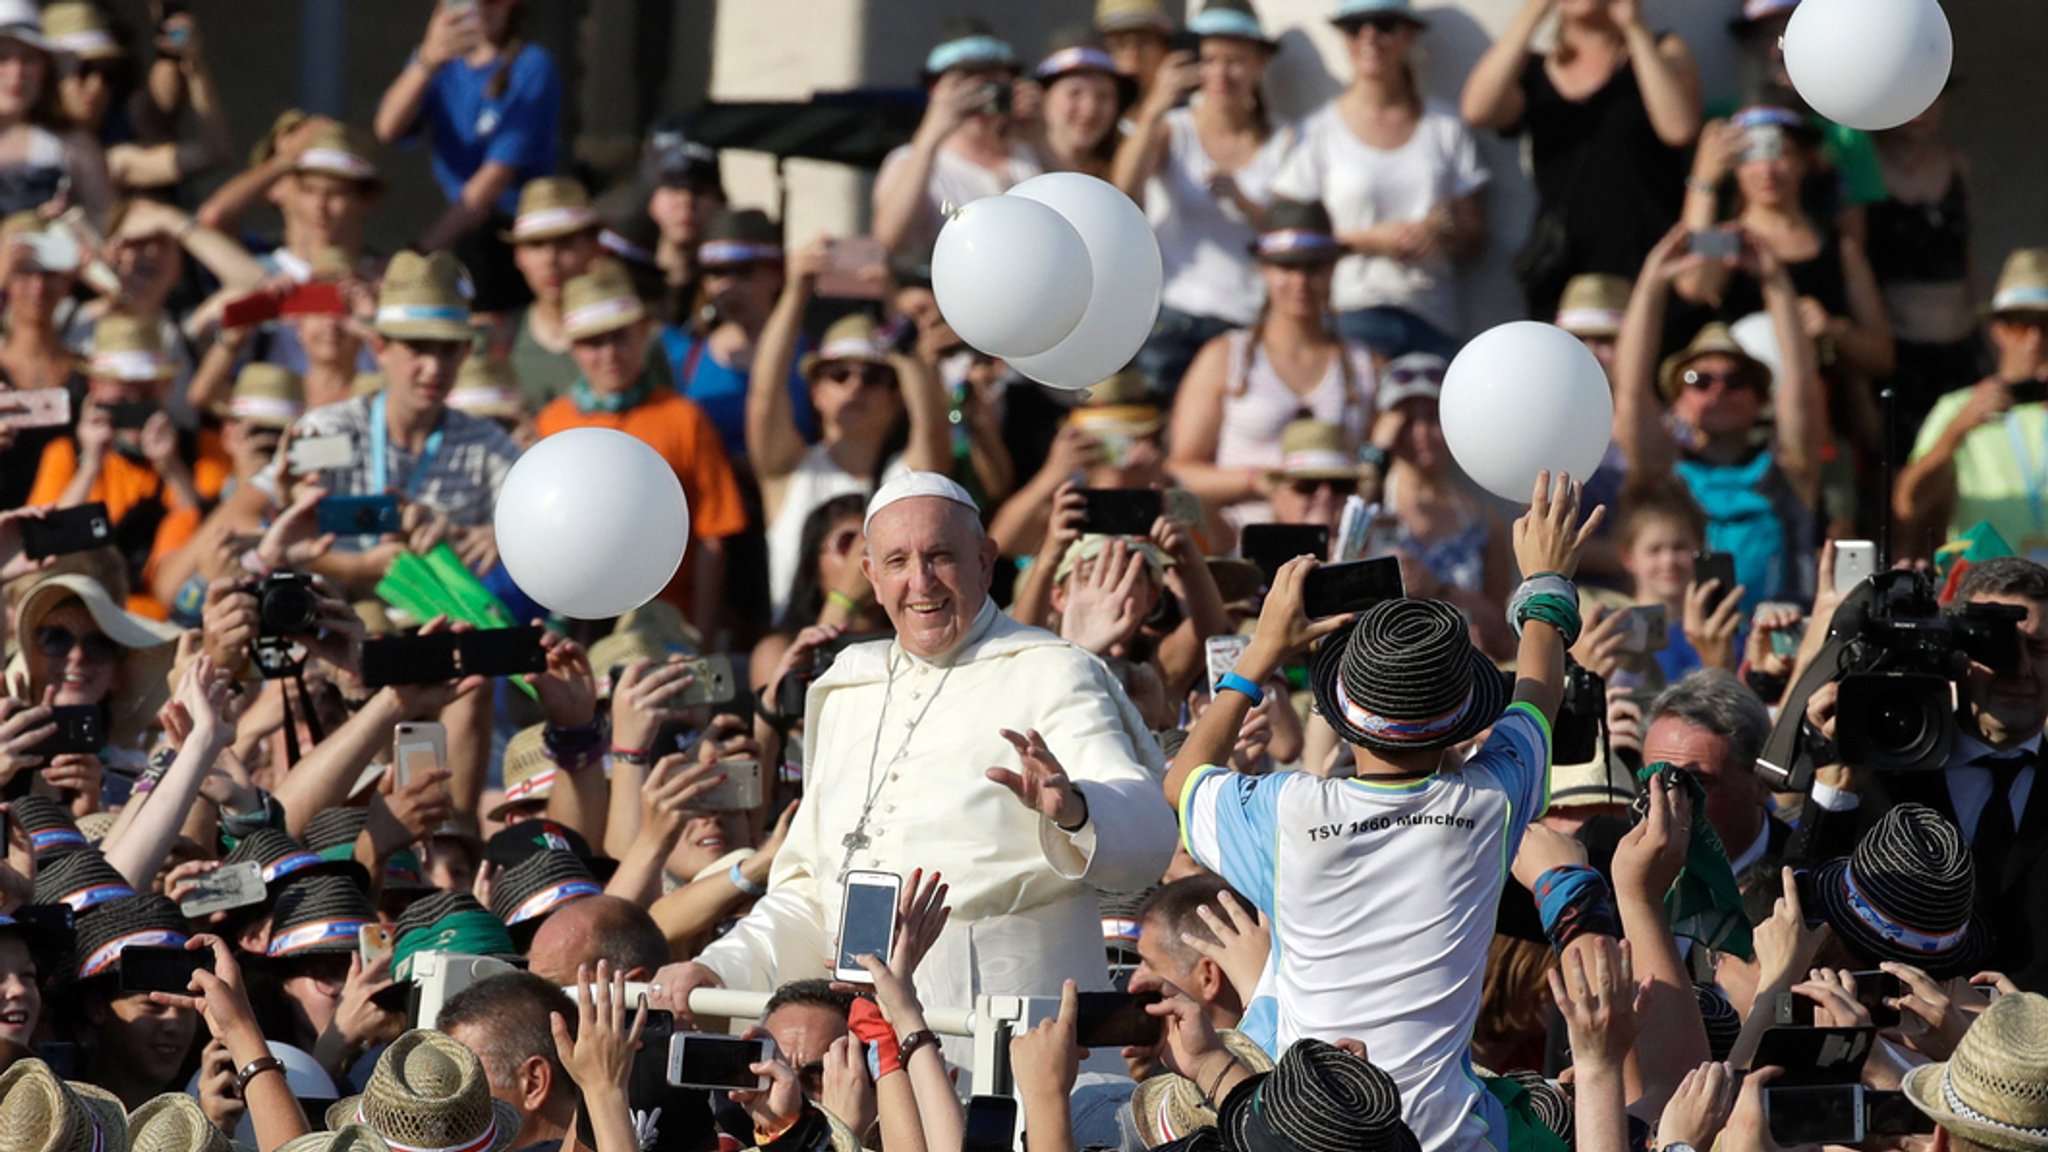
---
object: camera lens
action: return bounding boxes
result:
[353,506,377,531]
[258,579,320,637]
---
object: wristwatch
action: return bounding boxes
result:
[1660,1141,1701,1152]
[897,1029,939,1064]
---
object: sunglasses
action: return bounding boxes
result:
[703,263,764,280]
[35,626,120,664]
[1347,14,1412,33]
[1289,477,1347,497]
[1681,368,1757,393]
[1384,365,1444,388]
[72,61,121,81]
[822,363,895,388]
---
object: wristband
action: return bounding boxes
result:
[1356,445,1390,471]
[826,590,862,614]
[237,1056,285,1093]
[1516,593,1583,645]
[609,746,651,766]
[728,861,767,897]
[1508,574,1580,639]
[897,1029,939,1065]
[1214,672,1264,706]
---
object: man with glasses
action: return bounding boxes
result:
[1266,417,1369,549]
[1613,226,1824,612]
[1897,249,2048,557]
[535,260,746,626]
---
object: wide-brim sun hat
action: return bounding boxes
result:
[0,0,56,54]
[9,573,179,753]
[1812,802,1992,979]
[67,892,189,983]
[1251,199,1344,268]
[1900,993,2048,1152]
[1188,0,1276,49]
[1221,1039,1422,1152]
[263,874,378,961]
[1131,1031,1277,1145]
[1657,322,1771,403]
[373,251,475,343]
[0,1058,130,1152]
[328,1030,521,1152]
[1310,598,1507,753]
[1036,39,1138,108]
[128,1092,233,1152]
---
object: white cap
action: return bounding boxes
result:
[864,471,980,532]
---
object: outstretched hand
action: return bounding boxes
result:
[1511,471,1604,581]
[987,729,1087,830]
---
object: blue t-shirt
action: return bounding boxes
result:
[418,44,562,213]
[659,327,819,463]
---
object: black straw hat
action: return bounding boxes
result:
[225,828,370,896]
[33,849,135,914]
[1813,803,1991,978]
[1221,1039,1421,1152]
[1311,599,1507,752]
[483,820,614,881]
[302,807,367,856]
[1251,200,1343,268]
[265,876,378,961]
[69,893,188,983]
[697,208,783,271]
[14,796,89,862]
[489,851,601,930]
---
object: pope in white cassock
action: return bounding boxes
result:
[655,472,1179,1047]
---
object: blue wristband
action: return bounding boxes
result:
[729,861,767,897]
[1215,672,1264,705]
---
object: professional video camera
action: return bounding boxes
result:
[1759,567,2023,788]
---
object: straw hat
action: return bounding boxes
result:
[0,1059,130,1152]
[31,847,133,913]
[222,364,305,429]
[11,573,179,749]
[1188,0,1275,48]
[373,252,475,343]
[87,314,175,382]
[328,1031,521,1152]
[41,3,121,62]
[559,259,646,344]
[1131,1031,1277,1145]
[293,122,382,187]
[615,599,702,654]
[487,724,555,823]
[800,313,892,379]
[1555,274,1633,338]
[1902,993,2048,1152]
[502,177,599,245]
[1657,323,1770,403]
[1548,746,1635,811]
[1988,249,2048,319]
[275,1128,396,1152]
[448,359,525,421]
[1071,368,1164,439]
[75,811,115,846]
[264,875,377,960]
[1096,0,1173,35]
[1268,420,1361,484]
[128,1093,232,1152]
[1054,532,1174,585]
[68,892,189,982]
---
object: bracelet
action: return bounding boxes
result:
[1507,574,1579,636]
[1515,593,1583,646]
[236,1056,284,1093]
[826,590,862,614]
[1356,444,1390,471]
[728,861,767,897]
[897,1029,938,1064]
[1202,1055,1241,1105]
[609,746,651,766]
[1685,176,1719,194]
[1214,671,1264,706]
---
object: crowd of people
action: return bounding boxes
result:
[0,3,2044,1152]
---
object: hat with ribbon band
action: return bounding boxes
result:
[265,875,378,959]
[0,1058,130,1152]
[487,724,557,823]
[560,259,646,344]
[69,892,188,982]
[1901,992,2048,1152]
[127,1093,234,1152]
[41,3,122,61]
[697,208,784,271]
[502,177,600,245]
[1989,249,2048,319]
[1331,0,1429,31]
[488,851,602,930]
[293,122,383,186]
[1813,802,1991,978]
[1311,598,1507,753]
[88,314,175,382]
[374,251,475,343]
[328,1030,521,1152]
[224,827,370,896]
[33,848,135,914]
[1555,274,1633,338]
[15,795,89,863]
[1189,0,1275,47]
[390,892,519,982]
[922,17,1018,80]
[1252,200,1343,267]
[1221,1039,1422,1152]
[222,364,305,429]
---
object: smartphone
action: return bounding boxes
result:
[280,282,348,318]
[317,494,402,536]
[13,903,74,939]
[675,654,738,708]
[359,923,393,967]
[815,236,888,301]
[1847,969,1906,1028]
[220,289,283,330]
[1751,1025,1875,1087]
[453,627,549,679]
[963,1095,1020,1152]
[835,870,902,983]
[1301,557,1404,619]
[28,705,103,757]
[1078,488,1165,537]
[1765,1084,1862,1146]
[1693,552,1737,604]
[1205,634,1251,696]
[1833,540,1877,595]
[696,759,763,811]
[105,401,159,430]
[1790,869,1830,929]
[360,633,462,687]
[393,721,448,789]
[1742,123,1787,163]
[712,686,757,730]
[1689,230,1741,261]
[1866,1089,1937,1137]
[177,860,267,918]
[1617,604,1669,655]
[2009,379,2048,407]
[1073,990,1164,1048]
[119,944,214,994]
[288,433,357,474]
[1241,523,1330,581]
[22,503,113,559]
[0,387,71,430]
[664,1033,773,1091]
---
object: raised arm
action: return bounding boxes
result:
[1509,471,1604,723]
[1751,234,1825,506]
[375,6,475,143]
[892,351,952,475]
[872,73,983,256]
[104,656,233,887]
[1460,0,1551,131]
[1109,53,1199,200]
[1614,228,1691,480]
[1895,382,2001,530]
[1621,19,1702,148]
[747,240,823,485]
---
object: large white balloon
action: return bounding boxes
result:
[495,428,690,619]
[932,195,1092,359]
[1783,0,1952,131]
[1005,172,1164,390]
[1440,321,1614,503]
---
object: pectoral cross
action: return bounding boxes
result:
[837,826,872,882]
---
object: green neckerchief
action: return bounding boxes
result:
[1638,762,1755,961]
[571,373,654,415]
[1482,1075,1571,1152]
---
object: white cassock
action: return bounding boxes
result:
[695,600,1177,1047]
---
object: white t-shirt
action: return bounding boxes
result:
[1270,99,1489,335]
[875,141,1042,259]
[1180,702,1551,1152]
[1146,106,1293,326]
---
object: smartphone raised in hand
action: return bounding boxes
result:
[664,1032,772,1091]
[834,870,902,983]
[177,860,267,918]
[1693,552,1737,606]
[1301,557,1403,619]
[120,944,213,994]
[22,503,113,560]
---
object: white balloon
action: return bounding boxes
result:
[1783,0,1952,131]
[495,428,690,619]
[1440,321,1614,503]
[1005,172,1165,390]
[932,195,1092,359]
[1729,312,1784,393]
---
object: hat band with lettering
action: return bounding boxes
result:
[507,879,602,926]
[501,769,558,804]
[31,828,87,853]
[80,928,187,979]
[65,882,137,912]
[511,206,598,242]
[1840,867,1970,956]
[268,917,372,957]
[698,240,783,267]
[1333,674,1476,745]
[261,851,326,885]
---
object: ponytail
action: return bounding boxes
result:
[484,5,526,101]
[1234,301,1272,398]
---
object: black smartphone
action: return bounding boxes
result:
[963,1095,1020,1152]
[1301,557,1404,619]
[1790,869,1829,929]
[1078,488,1165,537]
[1693,552,1738,604]
[22,503,113,560]
[28,705,103,757]
[1765,1084,1863,1146]
[119,944,213,994]
[665,1033,773,1091]
[1072,990,1164,1048]
[104,401,159,430]
[455,626,549,679]
[2008,379,2048,407]
[1847,969,1905,1028]
[1751,1025,1875,1087]
[712,686,756,729]
[317,494,402,537]
[1865,1088,1937,1137]
[1241,524,1330,581]
[359,634,463,687]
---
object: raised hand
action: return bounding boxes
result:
[987,729,1087,831]
[525,630,597,729]
[1010,980,1083,1103]
[1546,935,1643,1072]
[1058,537,1148,656]
[1181,890,1271,1003]
[1511,471,1604,581]
[1657,1062,1738,1152]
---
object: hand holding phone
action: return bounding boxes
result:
[1692,552,1737,607]
[834,871,902,983]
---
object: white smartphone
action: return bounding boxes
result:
[1204,634,1251,696]
[0,387,72,430]
[288,433,357,474]
[393,722,447,789]
[834,870,902,983]
[1833,540,1877,595]
[666,1033,774,1091]
[696,759,763,811]
[359,923,393,967]
[177,860,267,918]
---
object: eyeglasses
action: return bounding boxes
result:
[35,626,120,664]
[1681,368,1756,393]
[822,364,895,389]
[1348,14,1411,34]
